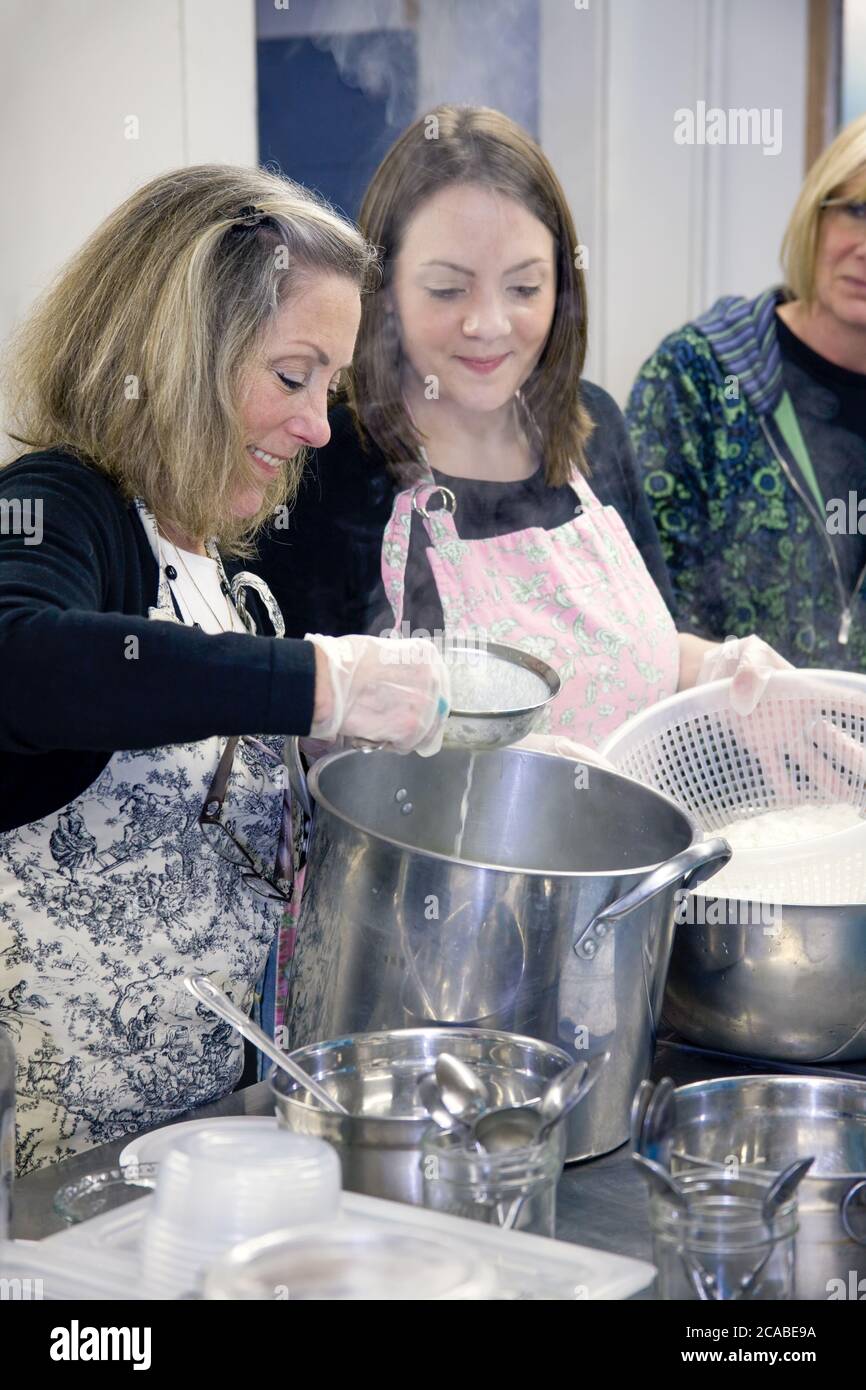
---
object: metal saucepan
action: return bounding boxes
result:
[662,1075,866,1302]
[269,1027,575,1205]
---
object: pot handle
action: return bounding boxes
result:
[841,1178,866,1244]
[573,837,732,960]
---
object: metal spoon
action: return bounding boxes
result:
[183,974,347,1114]
[680,1249,718,1300]
[538,1051,610,1140]
[473,1106,544,1153]
[641,1075,676,1154]
[416,1072,467,1133]
[630,1079,654,1153]
[633,1151,687,1208]
[539,1060,587,1128]
[761,1156,815,1221]
[434,1052,491,1123]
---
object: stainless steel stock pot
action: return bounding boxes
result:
[285,746,730,1159]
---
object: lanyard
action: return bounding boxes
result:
[773,391,824,516]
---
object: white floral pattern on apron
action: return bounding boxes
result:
[381,472,680,748]
[0,502,286,1173]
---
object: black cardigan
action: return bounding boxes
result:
[0,451,315,834]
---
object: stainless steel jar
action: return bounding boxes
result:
[285,746,730,1159]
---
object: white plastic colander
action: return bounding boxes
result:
[601,670,866,906]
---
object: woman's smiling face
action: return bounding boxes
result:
[235,272,361,518]
[389,184,557,415]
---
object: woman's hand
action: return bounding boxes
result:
[681,633,793,715]
[307,632,450,756]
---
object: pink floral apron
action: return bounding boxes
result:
[380,472,680,748]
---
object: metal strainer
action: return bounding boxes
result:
[441,638,561,751]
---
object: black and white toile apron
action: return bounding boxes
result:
[0,502,287,1173]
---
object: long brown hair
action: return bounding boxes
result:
[351,105,593,485]
[3,165,378,553]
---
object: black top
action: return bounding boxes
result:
[0,451,315,834]
[252,383,676,640]
[776,313,866,592]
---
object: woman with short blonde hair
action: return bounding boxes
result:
[628,112,866,669]
[0,164,449,1172]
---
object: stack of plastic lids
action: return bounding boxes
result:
[139,1125,341,1298]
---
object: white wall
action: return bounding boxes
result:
[0,0,256,409]
[540,0,809,406]
[0,0,810,423]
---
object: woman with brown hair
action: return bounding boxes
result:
[254,104,786,749]
[0,164,449,1171]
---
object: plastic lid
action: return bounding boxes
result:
[204,1221,496,1301]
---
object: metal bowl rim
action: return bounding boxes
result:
[269,1026,575,1125]
[671,1074,866,1181]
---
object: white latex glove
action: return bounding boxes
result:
[515,731,616,770]
[696,634,793,716]
[306,633,450,756]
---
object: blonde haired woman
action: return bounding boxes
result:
[0,165,448,1171]
[628,113,866,670]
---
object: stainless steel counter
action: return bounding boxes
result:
[12,1035,866,1277]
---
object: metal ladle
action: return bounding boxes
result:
[183,974,347,1115]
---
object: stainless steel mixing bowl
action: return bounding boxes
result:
[663,896,866,1062]
[269,1027,574,1205]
